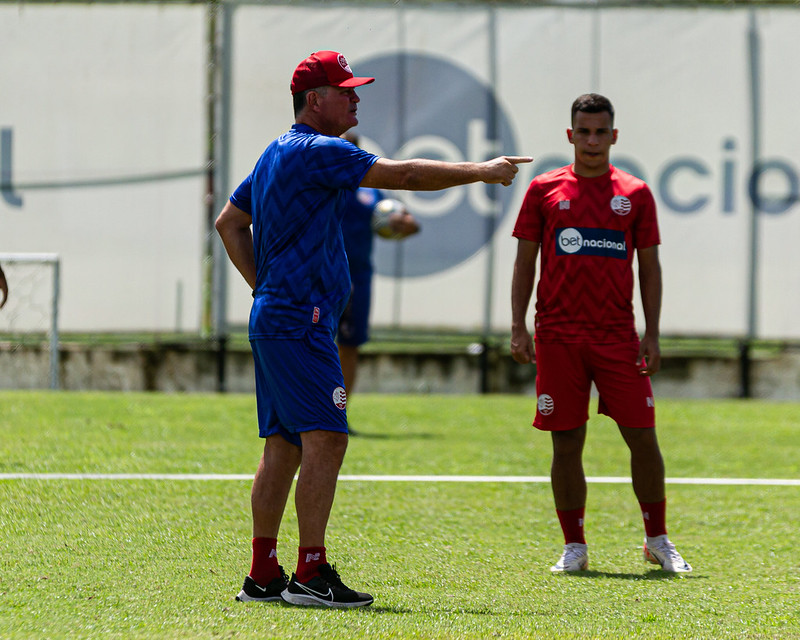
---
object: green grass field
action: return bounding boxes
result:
[1,392,799,639]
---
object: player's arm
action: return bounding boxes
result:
[637,245,662,376]
[510,239,539,364]
[360,155,533,191]
[215,201,256,291]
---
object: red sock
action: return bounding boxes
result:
[556,507,586,544]
[249,537,279,586]
[296,546,327,582]
[640,499,667,538]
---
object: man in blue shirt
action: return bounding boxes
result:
[216,50,531,608]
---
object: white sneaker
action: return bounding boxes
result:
[644,535,692,573]
[550,543,589,572]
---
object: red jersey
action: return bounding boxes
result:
[513,165,660,343]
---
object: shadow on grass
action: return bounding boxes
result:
[362,605,513,616]
[348,430,443,441]
[555,569,705,581]
[361,605,418,614]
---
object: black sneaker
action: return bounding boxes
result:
[235,567,289,602]
[281,563,373,608]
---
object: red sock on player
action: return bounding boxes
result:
[249,537,280,586]
[296,546,327,583]
[556,507,586,544]
[640,499,667,538]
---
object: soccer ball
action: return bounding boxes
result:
[371,198,406,240]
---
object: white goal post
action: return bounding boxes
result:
[0,253,61,390]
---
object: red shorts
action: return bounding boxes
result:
[533,340,655,431]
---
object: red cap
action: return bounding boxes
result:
[290,51,375,95]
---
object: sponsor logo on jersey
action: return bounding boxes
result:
[312,307,320,324]
[559,200,571,210]
[332,386,347,410]
[611,195,632,215]
[556,227,627,259]
[537,393,554,416]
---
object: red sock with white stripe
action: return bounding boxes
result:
[640,499,667,537]
[556,507,586,544]
[249,537,280,586]
[296,546,327,582]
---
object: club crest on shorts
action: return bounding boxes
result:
[537,393,554,416]
[332,386,347,410]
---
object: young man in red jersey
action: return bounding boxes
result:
[510,94,691,573]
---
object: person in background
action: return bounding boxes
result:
[215,50,531,608]
[0,263,8,309]
[337,131,420,407]
[510,93,691,574]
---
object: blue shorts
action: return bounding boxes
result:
[250,329,349,445]
[337,275,372,347]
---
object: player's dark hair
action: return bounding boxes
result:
[293,86,328,117]
[293,90,309,117]
[571,93,615,127]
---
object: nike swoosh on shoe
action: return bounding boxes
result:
[296,583,334,601]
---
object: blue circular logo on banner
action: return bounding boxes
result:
[353,53,519,277]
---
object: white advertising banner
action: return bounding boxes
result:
[224,4,800,340]
[3,3,798,339]
[0,4,207,331]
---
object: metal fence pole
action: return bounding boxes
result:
[742,8,762,398]
[480,5,501,394]
[209,1,234,392]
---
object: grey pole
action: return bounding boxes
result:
[742,9,762,398]
[210,1,234,391]
[50,256,60,390]
[479,5,501,394]
[590,0,601,92]
[391,6,408,329]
